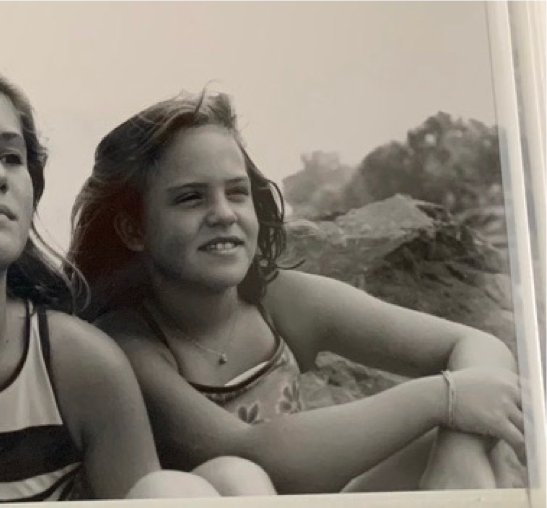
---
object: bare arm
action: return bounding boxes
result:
[47,312,163,499]
[264,271,522,487]
[263,271,516,376]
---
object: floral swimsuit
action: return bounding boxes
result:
[141,304,303,424]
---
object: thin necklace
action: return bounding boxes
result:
[150,301,241,366]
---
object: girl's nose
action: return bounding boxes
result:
[207,197,237,227]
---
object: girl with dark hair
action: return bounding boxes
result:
[0,77,276,501]
[69,89,524,494]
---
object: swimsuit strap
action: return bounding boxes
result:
[140,301,282,350]
[139,301,285,389]
[254,301,282,343]
[37,305,52,376]
[0,300,31,392]
[36,305,64,413]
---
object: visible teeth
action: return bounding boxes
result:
[205,241,237,251]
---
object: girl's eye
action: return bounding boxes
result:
[175,193,202,205]
[0,153,24,166]
[228,186,250,198]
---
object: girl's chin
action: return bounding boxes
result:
[0,244,26,269]
[204,274,248,291]
[195,267,249,291]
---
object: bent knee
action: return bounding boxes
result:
[194,456,276,496]
[126,470,220,499]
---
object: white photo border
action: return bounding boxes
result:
[486,2,546,508]
[3,2,544,508]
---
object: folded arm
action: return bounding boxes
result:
[110,331,450,494]
[264,271,521,488]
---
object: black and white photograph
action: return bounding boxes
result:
[0,2,544,507]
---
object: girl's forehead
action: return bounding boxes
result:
[155,125,247,183]
[0,94,23,138]
[163,125,240,159]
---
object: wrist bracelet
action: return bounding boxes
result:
[441,370,456,427]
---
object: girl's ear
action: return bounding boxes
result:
[114,212,145,252]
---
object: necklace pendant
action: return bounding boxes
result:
[218,353,228,365]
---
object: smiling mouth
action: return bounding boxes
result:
[199,237,244,252]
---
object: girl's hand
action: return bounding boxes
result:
[445,368,525,463]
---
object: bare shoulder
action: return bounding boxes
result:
[94,308,171,366]
[263,269,366,319]
[42,311,148,450]
[261,270,386,366]
[262,271,345,367]
[264,270,320,310]
[46,310,131,372]
[267,269,324,291]
[44,311,142,404]
[266,269,354,300]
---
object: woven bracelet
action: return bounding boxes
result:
[441,370,456,428]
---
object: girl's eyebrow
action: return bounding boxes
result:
[167,183,206,193]
[226,176,250,185]
[0,131,25,148]
[166,176,250,193]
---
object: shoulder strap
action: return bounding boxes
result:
[256,300,282,342]
[0,300,32,392]
[37,306,53,376]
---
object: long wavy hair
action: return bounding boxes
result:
[0,76,76,311]
[67,89,287,320]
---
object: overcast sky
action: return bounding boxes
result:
[0,1,496,251]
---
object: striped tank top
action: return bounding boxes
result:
[0,303,82,502]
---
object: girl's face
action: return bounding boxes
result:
[141,125,259,292]
[0,95,33,269]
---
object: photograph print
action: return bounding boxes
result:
[0,1,539,505]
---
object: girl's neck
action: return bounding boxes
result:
[148,274,241,336]
[0,272,10,351]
